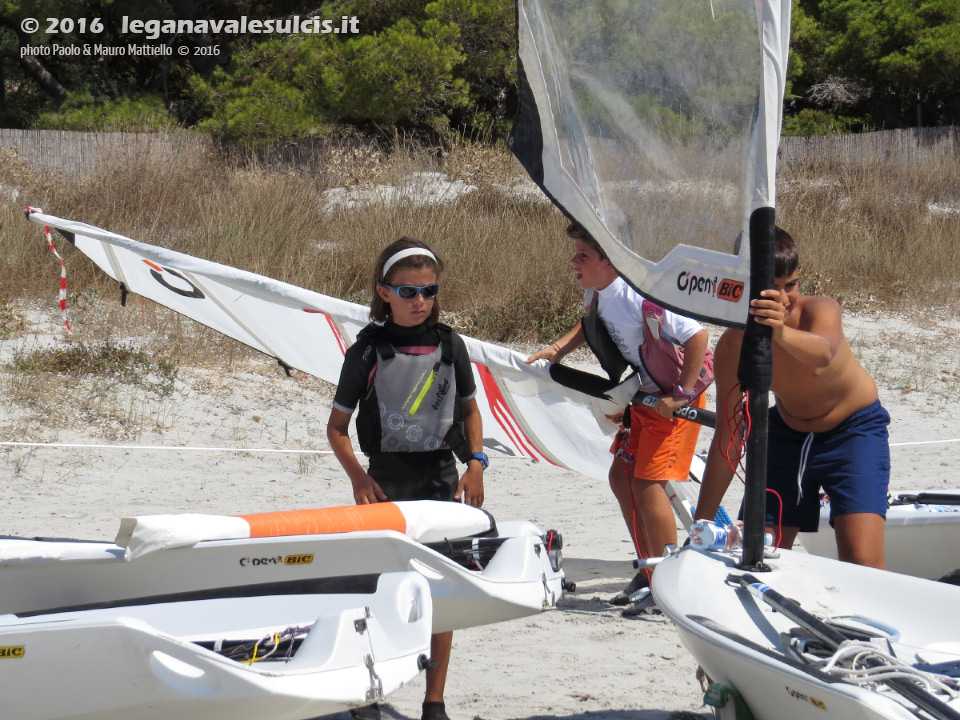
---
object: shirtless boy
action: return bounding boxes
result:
[693,227,890,568]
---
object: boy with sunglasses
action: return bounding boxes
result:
[327,237,484,720]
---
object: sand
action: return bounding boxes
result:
[2,302,959,720]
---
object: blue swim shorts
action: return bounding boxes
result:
[764,399,890,532]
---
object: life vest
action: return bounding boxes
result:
[582,288,714,397]
[356,323,468,457]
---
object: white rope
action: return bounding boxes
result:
[0,441,334,455]
[2,437,955,452]
[891,438,960,447]
[0,440,535,460]
[817,641,959,697]
[796,431,814,502]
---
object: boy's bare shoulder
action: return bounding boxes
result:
[797,294,841,314]
[795,294,842,329]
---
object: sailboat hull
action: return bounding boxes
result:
[653,547,960,720]
[800,491,960,580]
[0,521,562,634]
[0,570,432,720]
[0,514,563,720]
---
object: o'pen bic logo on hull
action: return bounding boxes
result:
[239,554,314,566]
[785,685,827,711]
[0,646,25,658]
[677,271,744,303]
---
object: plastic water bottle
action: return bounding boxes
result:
[689,521,775,551]
[689,520,742,551]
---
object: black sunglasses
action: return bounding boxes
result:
[379,282,439,300]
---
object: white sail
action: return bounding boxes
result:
[510,0,791,326]
[25,209,634,481]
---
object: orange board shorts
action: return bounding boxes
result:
[610,393,705,482]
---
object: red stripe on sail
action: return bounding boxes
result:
[324,312,348,354]
[475,363,553,464]
[303,309,349,355]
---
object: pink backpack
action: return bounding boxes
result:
[581,289,713,398]
[639,300,714,397]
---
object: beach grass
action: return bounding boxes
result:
[778,151,960,311]
[2,134,958,351]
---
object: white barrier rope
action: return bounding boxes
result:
[2,438,956,450]
[891,438,960,447]
[0,441,334,454]
[0,440,532,459]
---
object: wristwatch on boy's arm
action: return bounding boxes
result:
[468,452,489,470]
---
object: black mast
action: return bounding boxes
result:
[737,208,776,569]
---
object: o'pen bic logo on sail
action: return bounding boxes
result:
[677,271,744,303]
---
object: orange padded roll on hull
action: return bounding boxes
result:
[238,503,407,538]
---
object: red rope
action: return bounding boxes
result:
[719,385,786,548]
[611,422,651,574]
[767,487,784,549]
[720,384,749,483]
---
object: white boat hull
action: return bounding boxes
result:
[0,507,563,720]
[653,547,960,720]
[0,571,432,720]
[0,520,562,635]
[800,491,960,580]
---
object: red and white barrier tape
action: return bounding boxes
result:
[45,224,72,333]
[26,206,71,333]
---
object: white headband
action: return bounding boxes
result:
[382,248,438,278]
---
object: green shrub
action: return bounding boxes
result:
[34,94,178,132]
[782,109,869,136]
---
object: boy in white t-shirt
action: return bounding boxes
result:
[528,223,709,603]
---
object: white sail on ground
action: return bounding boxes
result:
[25,208,635,482]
